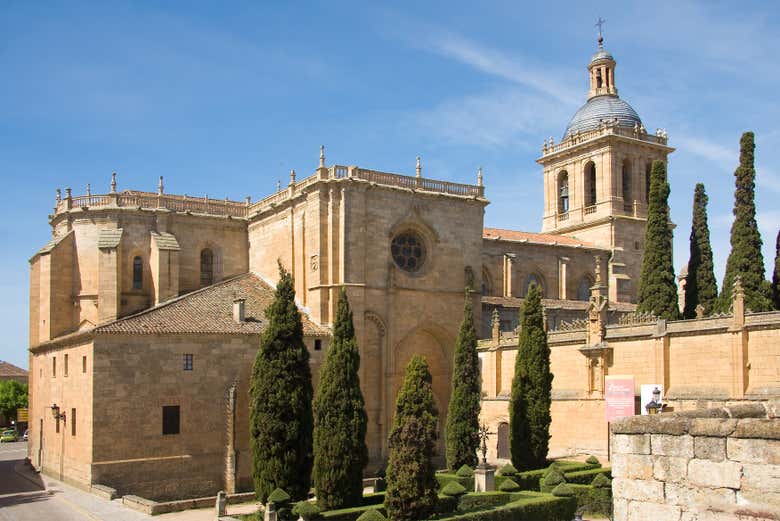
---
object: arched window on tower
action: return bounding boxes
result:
[577,277,592,301]
[645,162,652,203]
[132,256,143,290]
[200,249,214,287]
[558,171,569,214]
[622,158,632,210]
[584,161,597,207]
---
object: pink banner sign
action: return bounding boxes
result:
[605,375,635,422]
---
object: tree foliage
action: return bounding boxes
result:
[0,380,27,423]
[384,355,439,521]
[312,288,368,510]
[509,284,552,471]
[445,290,481,471]
[683,183,719,318]
[716,132,773,312]
[772,230,780,310]
[637,160,680,320]
[250,263,314,502]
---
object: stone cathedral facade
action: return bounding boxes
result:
[27,39,682,499]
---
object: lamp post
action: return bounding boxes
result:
[50,404,66,480]
[645,387,663,415]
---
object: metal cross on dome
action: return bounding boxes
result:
[595,17,606,41]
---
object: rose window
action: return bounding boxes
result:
[391,232,426,272]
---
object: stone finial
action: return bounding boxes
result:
[158,176,164,195]
[733,276,744,298]
[416,156,421,178]
[277,179,281,192]
[86,183,91,197]
[289,169,296,185]
[319,145,325,168]
[491,308,500,342]
[542,140,548,153]
[55,188,61,202]
[477,166,483,187]
[65,187,72,199]
[594,255,603,284]
[695,304,705,319]
[245,196,251,206]
[110,172,117,193]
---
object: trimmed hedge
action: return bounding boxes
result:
[433,492,576,521]
[436,473,474,492]
[320,504,386,521]
[441,482,468,497]
[497,479,520,492]
[457,491,512,512]
[360,493,385,506]
[497,464,517,477]
[456,465,475,478]
[562,468,611,485]
[436,494,460,514]
[567,484,611,517]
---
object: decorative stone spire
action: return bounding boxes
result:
[158,176,164,195]
[110,172,117,193]
[86,183,91,197]
[416,156,421,178]
[594,255,603,285]
[289,169,296,186]
[319,145,325,168]
[477,166,483,187]
[55,188,61,203]
[65,187,72,199]
[277,179,281,192]
[491,307,500,342]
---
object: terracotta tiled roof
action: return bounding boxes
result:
[483,227,604,249]
[96,273,329,337]
[0,361,28,378]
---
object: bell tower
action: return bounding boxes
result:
[537,27,674,303]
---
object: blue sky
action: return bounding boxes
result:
[2,1,779,369]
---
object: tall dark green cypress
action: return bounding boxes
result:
[509,284,552,471]
[716,132,772,312]
[312,288,368,510]
[772,230,780,310]
[385,356,439,521]
[250,263,314,502]
[445,290,481,471]
[637,160,680,320]
[683,183,718,318]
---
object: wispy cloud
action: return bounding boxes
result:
[676,136,736,165]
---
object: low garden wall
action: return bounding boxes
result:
[610,401,780,521]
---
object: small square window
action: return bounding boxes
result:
[314,339,322,351]
[183,354,193,371]
[82,356,87,373]
[162,405,180,435]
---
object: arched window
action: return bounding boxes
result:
[481,267,493,296]
[524,274,543,297]
[622,158,632,206]
[200,249,214,287]
[497,422,510,460]
[584,161,597,207]
[132,256,143,290]
[557,171,569,213]
[645,162,652,203]
[577,277,592,301]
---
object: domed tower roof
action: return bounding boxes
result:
[563,31,643,139]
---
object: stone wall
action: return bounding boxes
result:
[610,402,780,521]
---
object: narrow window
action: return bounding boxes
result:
[558,171,569,213]
[200,249,214,287]
[71,409,76,436]
[622,159,632,206]
[56,415,60,433]
[52,357,56,378]
[132,256,143,290]
[82,356,87,373]
[645,163,652,203]
[314,339,322,351]
[183,354,193,371]
[64,354,68,377]
[585,162,597,207]
[577,278,592,301]
[162,405,180,435]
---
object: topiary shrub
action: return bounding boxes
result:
[540,469,566,493]
[355,510,387,521]
[456,464,474,478]
[564,468,611,484]
[585,455,600,466]
[268,488,291,505]
[498,479,520,492]
[544,461,563,475]
[293,501,322,521]
[498,463,517,477]
[440,481,467,497]
[551,483,575,497]
[590,473,611,488]
[457,491,512,512]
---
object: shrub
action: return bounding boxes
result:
[590,473,611,488]
[321,505,386,521]
[457,491,511,512]
[355,510,386,521]
[436,473,473,493]
[268,488,291,505]
[441,481,468,497]
[359,493,385,506]
[563,468,611,485]
[540,469,565,493]
[497,463,517,477]
[293,501,322,521]
[456,465,475,478]
[435,494,459,514]
[498,479,520,492]
[433,493,576,521]
[585,456,600,467]
[544,462,563,475]
[551,483,575,497]
[566,484,612,517]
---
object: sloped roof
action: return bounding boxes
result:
[96,273,328,337]
[33,231,73,257]
[97,228,123,249]
[483,227,603,249]
[0,361,28,378]
[151,231,181,251]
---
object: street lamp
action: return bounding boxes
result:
[50,403,66,422]
[644,387,663,415]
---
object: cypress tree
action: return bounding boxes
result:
[683,183,718,318]
[716,132,772,312]
[508,284,552,471]
[385,355,439,521]
[250,263,314,502]
[444,290,481,471]
[637,160,680,320]
[773,230,780,309]
[312,288,368,510]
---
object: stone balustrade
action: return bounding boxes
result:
[541,123,669,157]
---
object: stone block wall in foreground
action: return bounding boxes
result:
[610,401,780,521]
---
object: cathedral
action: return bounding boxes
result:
[28,37,673,499]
